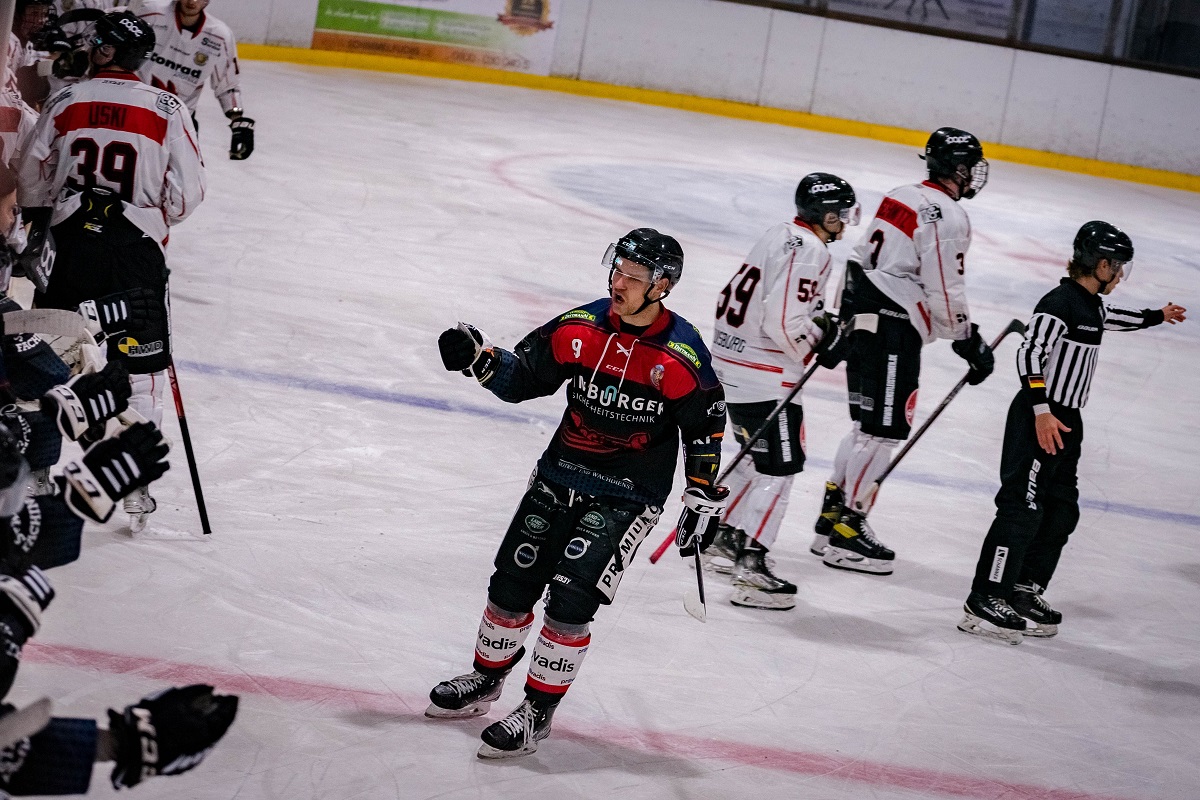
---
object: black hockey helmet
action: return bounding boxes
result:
[921,127,988,199]
[92,11,156,72]
[795,172,860,228]
[603,228,685,288]
[1073,220,1134,277]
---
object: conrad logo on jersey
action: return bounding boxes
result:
[149,52,201,80]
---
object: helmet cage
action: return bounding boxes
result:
[957,159,989,199]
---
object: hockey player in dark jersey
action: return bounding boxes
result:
[427,229,728,758]
[959,221,1186,643]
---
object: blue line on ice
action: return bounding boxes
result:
[180,360,1200,529]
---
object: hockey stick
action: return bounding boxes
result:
[0,697,51,749]
[852,318,1027,512]
[648,316,867,565]
[168,360,212,535]
[2,308,87,338]
[683,548,707,622]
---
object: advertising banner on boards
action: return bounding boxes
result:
[313,0,559,74]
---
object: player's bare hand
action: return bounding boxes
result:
[1035,412,1070,455]
[1161,303,1187,324]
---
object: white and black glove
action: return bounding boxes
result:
[676,485,729,557]
[77,288,165,342]
[951,323,995,386]
[63,423,170,523]
[108,684,239,789]
[438,322,498,383]
[229,115,255,160]
[0,567,54,697]
[42,361,132,441]
[812,313,850,368]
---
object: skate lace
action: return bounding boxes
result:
[443,672,489,695]
[1016,584,1052,613]
[856,518,882,548]
[495,700,537,742]
[984,596,1021,621]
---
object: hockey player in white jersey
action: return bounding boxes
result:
[135,0,254,160]
[813,127,995,575]
[15,10,205,530]
[709,173,859,609]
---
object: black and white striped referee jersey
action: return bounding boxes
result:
[1016,278,1165,412]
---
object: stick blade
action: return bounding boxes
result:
[0,697,52,748]
[1005,318,1028,336]
[684,587,707,622]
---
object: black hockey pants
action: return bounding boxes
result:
[971,392,1083,599]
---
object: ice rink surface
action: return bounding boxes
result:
[14,61,1200,799]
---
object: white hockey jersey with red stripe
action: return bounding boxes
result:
[711,218,833,403]
[135,1,242,115]
[852,181,973,344]
[15,68,206,248]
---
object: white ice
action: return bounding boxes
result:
[13,61,1200,799]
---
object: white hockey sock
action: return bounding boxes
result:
[128,371,166,429]
[844,430,899,512]
[830,423,859,489]
[474,602,534,671]
[723,467,794,550]
[525,617,589,701]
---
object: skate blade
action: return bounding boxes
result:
[957,613,1023,645]
[424,701,491,719]
[477,740,539,759]
[128,513,150,534]
[730,588,796,610]
[822,548,893,575]
[1022,622,1058,638]
[702,554,734,575]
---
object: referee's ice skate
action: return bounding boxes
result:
[1010,583,1061,637]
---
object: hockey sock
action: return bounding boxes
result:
[524,617,589,705]
[128,371,166,429]
[844,429,898,512]
[473,602,535,675]
[720,460,755,525]
[829,424,859,489]
[723,471,794,550]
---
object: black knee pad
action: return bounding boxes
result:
[486,571,545,616]
[544,581,601,626]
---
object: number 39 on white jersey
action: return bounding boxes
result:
[852,181,973,344]
[711,218,833,403]
[15,69,206,249]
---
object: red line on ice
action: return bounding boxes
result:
[26,642,1131,800]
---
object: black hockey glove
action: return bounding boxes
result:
[676,485,729,557]
[108,684,239,789]
[0,567,54,697]
[812,313,850,369]
[78,287,165,341]
[229,116,255,160]
[42,361,132,441]
[16,207,55,294]
[62,423,170,523]
[951,323,995,386]
[438,323,498,383]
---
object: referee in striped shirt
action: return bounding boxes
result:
[958,221,1187,644]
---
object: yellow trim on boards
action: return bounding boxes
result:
[240,43,1200,194]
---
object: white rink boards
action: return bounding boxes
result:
[15,61,1200,799]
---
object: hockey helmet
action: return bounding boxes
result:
[603,228,685,289]
[922,127,988,199]
[1073,220,1134,278]
[92,11,156,72]
[795,172,860,228]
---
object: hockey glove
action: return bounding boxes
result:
[78,288,165,341]
[62,423,170,524]
[951,323,995,385]
[42,361,132,441]
[108,684,239,789]
[0,567,54,698]
[676,485,729,557]
[812,313,850,369]
[438,322,498,383]
[16,207,55,294]
[229,116,255,160]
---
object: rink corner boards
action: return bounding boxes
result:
[240,43,1200,195]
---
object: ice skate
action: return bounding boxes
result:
[124,487,157,533]
[823,509,894,575]
[810,482,843,556]
[702,524,743,575]
[730,540,796,610]
[477,697,557,759]
[426,649,523,719]
[1011,582,1061,637]
[957,592,1026,645]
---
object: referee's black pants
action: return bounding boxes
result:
[971,392,1083,599]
